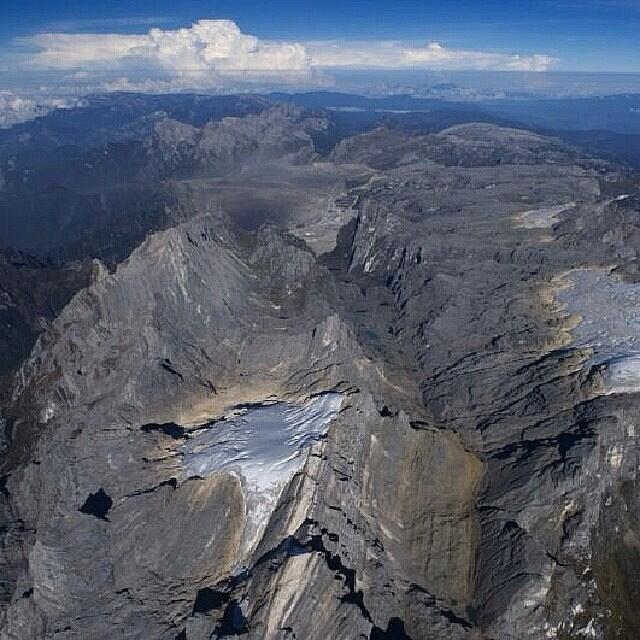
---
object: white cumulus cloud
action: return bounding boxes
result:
[10,19,555,94]
[25,20,314,85]
[307,40,554,72]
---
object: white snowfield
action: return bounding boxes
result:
[181,392,343,559]
[557,268,640,395]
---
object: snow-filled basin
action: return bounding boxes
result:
[181,392,343,559]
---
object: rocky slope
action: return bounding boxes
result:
[0,120,639,639]
[0,247,93,396]
[146,104,328,179]
[0,102,328,259]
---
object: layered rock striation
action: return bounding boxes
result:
[0,121,639,639]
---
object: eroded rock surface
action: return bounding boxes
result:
[1,121,639,640]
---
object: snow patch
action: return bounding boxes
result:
[556,268,640,395]
[181,393,342,559]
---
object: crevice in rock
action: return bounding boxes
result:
[490,420,594,463]
[159,358,184,381]
[0,474,9,498]
[141,422,188,439]
[214,600,248,636]
[79,488,113,521]
[379,405,395,417]
[307,532,372,623]
[369,617,412,639]
[123,477,177,498]
[546,551,571,568]
[440,608,473,630]
[192,587,230,614]
[407,584,473,631]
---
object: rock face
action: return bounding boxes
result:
[1,116,640,640]
[0,247,93,397]
[146,105,327,179]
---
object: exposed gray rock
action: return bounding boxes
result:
[0,247,93,400]
[1,122,639,640]
[146,105,328,179]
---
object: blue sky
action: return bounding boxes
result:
[1,0,639,72]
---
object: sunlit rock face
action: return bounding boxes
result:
[182,393,343,559]
[600,354,640,394]
[512,202,576,229]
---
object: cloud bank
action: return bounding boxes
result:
[14,19,554,92]
[25,20,314,87]
[307,41,553,72]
